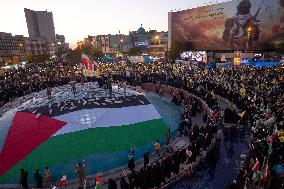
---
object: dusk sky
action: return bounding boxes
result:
[1,0,227,48]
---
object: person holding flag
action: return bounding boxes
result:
[95,175,104,189]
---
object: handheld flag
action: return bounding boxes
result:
[81,53,99,77]
[95,175,103,189]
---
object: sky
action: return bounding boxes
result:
[1,0,227,48]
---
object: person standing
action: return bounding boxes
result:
[144,151,150,168]
[119,177,129,189]
[108,179,117,189]
[19,169,28,189]
[107,76,112,96]
[44,167,52,186]
[166,128,171,145]
[71,81,76,96]
[80,74,85,86]
[34,169,43,188]
[46,78,52,99]
[75,162,86,187]
[154,140,161,157]
[128,148,135,171]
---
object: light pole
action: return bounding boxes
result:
[120,38,123,53]
[246,26,253,50]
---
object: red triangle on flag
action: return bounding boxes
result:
[0,112,66,176]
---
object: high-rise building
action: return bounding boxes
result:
[24,8,55,42]
[24,8,56,56]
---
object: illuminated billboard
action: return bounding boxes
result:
[180,51,207,62]
[170,0,284,51]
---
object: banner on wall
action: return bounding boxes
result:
[171,0,284,51]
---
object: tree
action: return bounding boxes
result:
[168,41,187,62]
[55,46,70,58]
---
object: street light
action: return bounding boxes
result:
[246,26,253,50]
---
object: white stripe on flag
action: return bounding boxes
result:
[53,104,162,136]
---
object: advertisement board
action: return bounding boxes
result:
[170,0,284,51]
[180,51,207,62]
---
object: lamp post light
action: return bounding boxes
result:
[246,26,253,50]
[155,35,160,45]
[119,38,123,52]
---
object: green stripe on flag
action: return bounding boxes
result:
[0,118,167,183]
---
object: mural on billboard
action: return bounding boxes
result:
[171,0,284,50]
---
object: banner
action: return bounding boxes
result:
[171,0,284,51]
[81,53,98,77]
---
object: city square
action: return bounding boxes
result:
[0,0,284,189]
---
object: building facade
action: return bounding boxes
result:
[90,25,168,57]
[94,35,110,53]
[24,8,56,56]
[0,32,26,64]
[56,34,69,51]
[24,8,55,41]
[24,38,48,56]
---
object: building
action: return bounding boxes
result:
[56,34,69,51]
[24,8,56,55]
[24,38,48,56]
[95,35,110,53]
[83,25,168,57]
[107,34,132,53]
[147,30,168,57]
[24,8,55,41]
[128,25,168,57]
[0,32,26,64]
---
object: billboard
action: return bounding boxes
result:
[170,0,284,51]
[180,51,207,62]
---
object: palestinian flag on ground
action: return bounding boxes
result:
[0,89,167,183]
[81,53,99,77]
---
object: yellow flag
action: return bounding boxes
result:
[240,88,246,97]
[238,111,246,118]
[204,69,208,75]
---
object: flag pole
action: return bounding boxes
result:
[258,156,267,189]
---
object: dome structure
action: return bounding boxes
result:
[137,24,146,34]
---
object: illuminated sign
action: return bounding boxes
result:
[134,41,149,46]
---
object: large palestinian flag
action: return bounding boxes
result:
[0,83,167,183]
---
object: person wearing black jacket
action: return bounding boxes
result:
[143,151,149,168]
[19,169,28,189]
[34,169,43,188]
[108,179,117,189]
[120,177,129,189]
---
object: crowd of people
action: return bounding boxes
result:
[0,60,283,189]
[0,62,78,107]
